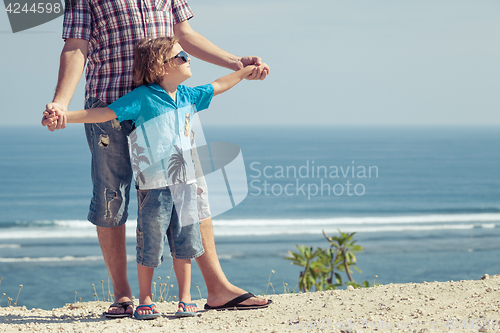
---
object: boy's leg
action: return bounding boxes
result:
[84,98,134,315]
[136,187,172,315]
[173,258,197,312]
[136,264,160,315]
[168,184,202,314]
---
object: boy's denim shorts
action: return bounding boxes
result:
[137,183,204,266]
[84,97,212,227]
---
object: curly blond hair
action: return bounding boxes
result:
[133,37,179,86]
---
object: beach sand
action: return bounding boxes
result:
[1,274,499,333]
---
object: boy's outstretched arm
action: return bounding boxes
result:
[43,107,117,127]
[211,64,266,96]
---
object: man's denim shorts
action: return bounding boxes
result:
[84,97,212,227]
[84,97,133,227]
[136,183,204,266]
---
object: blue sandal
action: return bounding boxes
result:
[175,301,197,317]
[133,303,161,320]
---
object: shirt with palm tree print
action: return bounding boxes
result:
[109,83,214,189]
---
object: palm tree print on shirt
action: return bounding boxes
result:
[129,130,150,186]
[168,145,187,184]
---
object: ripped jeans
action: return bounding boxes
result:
[84,97,134,227]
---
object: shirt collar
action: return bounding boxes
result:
[147,83,166,93]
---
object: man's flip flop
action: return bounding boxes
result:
[204,292,272,311]
[103,301,134,318]
[133,304,161,320]
[175,301,198,317]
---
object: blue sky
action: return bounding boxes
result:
[1,0,499,126]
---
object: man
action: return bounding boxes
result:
[43,0,270,317]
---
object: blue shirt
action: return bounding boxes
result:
[109,83,214,189]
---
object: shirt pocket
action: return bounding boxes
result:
[93,0,138,46]
[155,0,171,12]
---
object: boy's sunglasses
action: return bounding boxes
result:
[164,50,189,63]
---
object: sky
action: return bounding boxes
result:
[0,0,499,126]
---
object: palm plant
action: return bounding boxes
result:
[323,230,368,288]
[285,229,370,291]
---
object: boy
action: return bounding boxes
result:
[43,37,266,319]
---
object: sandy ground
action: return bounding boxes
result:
[1,274,499,333]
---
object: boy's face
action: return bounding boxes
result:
[164,43,192,82]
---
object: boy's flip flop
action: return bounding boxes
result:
[133,303,161,320]
[175,301,198,317]
[103,301,134,318]
[204,292,272,311]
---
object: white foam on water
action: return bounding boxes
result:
[0,244,21,249]
[0,213,498,239]
[0,255,136,263]
[212,213,500,227]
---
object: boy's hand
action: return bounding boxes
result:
[247,63,269,80]
[41,110,57,130]
[238,56,270,80]
[243,63,268,80]
[42,104,67,131]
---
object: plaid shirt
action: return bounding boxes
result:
[62,0,194,105]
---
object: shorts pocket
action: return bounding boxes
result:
[138,189,151,210]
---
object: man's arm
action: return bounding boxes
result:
[174,20,269,80]
[42,38,89,130]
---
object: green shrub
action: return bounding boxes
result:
[285,230,370,292]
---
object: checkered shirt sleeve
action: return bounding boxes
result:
[62,0,92,40]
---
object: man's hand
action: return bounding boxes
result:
[238,56,270,80]
[42,102,68,131]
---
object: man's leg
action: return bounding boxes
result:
[97,225,133,315]
[195,217,268,307]
[190,125,266,307]
[84,104,135,315]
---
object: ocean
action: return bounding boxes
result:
[1,125,500,310]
